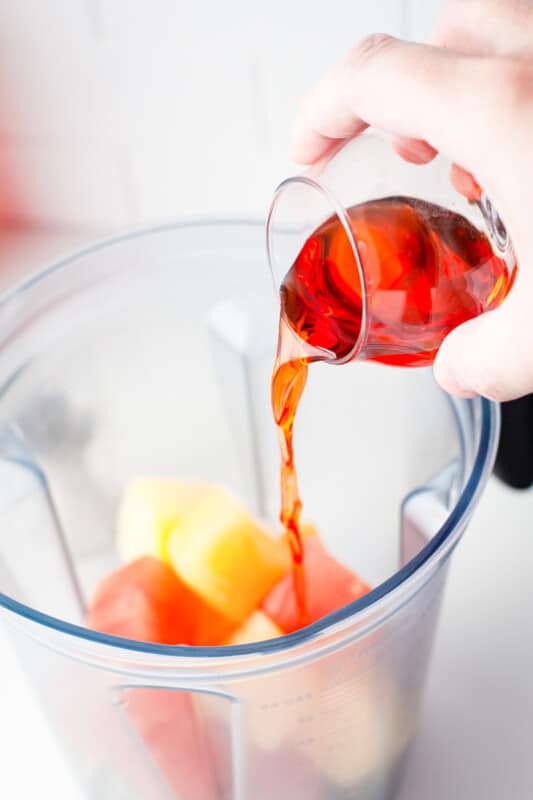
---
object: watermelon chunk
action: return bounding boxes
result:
[261,537,370,633]
[86,556,219,799]
[86,556,233,646]
[124,687,217,800]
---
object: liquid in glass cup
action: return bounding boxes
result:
[267,132,517,367]
[0,222,498,799]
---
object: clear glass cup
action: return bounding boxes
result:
[0,221,498,799]
[267,131,517,366]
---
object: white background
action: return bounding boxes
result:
[2,2,533,799]
[0,0,441,229]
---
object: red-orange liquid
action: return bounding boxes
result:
[272,196,516,620]
[271,319,312,624]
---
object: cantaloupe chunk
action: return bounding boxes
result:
[262,536,370,633]
[224,610,283,645]
[166,484,291,624]
[116,478,209,563]
[86,556,233,646]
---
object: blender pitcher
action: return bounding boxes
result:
[0,221,498,800]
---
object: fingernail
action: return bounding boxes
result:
[395,138,437,165]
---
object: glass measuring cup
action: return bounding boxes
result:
[267,131,517,366]
[0,221,498,799]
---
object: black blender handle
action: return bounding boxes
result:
[494,394,533,489]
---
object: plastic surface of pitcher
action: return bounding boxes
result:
[0,221,498,800]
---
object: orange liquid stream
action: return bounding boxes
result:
[271,320,312,624]
[271,196,516,625]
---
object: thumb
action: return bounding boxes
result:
[433,281,533,402]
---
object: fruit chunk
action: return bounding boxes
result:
[124,687,217,800]
[262,536,370,633]
[224,610,283,645]
[296,672,413,788]
[166,484,291,624]
[86,558,218,796]
[116,478,209,563]
[87,556,233,646]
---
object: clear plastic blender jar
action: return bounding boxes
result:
[0,221,498,800]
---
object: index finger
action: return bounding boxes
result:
[289,34,494,171]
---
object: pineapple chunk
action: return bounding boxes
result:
[166,485,291,624]
[225,610,283,645]
[116,478,209,563]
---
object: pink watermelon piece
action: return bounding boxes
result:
[262,536,370,633]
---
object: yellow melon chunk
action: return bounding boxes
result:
[116,478,209,563]
[224,610,283,645]
[166,485,291,624]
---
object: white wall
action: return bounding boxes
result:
[0,0,444,230]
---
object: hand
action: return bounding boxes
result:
[289,0,533,402]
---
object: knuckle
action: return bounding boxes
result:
[486,57,533,122]
[345,33,395,69]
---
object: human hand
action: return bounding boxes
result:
[290,0,533,401]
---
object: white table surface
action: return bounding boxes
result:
[0,229,532,799]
